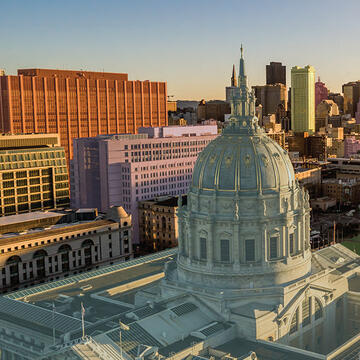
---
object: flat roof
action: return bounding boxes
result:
[0,211,63,228]
[0,219,114,246]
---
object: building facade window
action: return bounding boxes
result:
[220,239,230,262]
[269,236,278,260]
[245,239,255,262]
[200,237,207,260]
[289,233,295,255]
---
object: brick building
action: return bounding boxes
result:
[0,69,168,163]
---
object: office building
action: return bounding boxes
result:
[0,69,168,164]
[0,134,69,216]
[328,92,344,113]
[342,81,360,117]
[315,99,339,131]
[138,195,186,252]
[197,99,231,122]
[291,65,316,133]
[252,83,287,116]
[315,77,328,109]
[266,61,286,85]
[0,206,132,293]
[355,98,360,124]
[71,125,218,243]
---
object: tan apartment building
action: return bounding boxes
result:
[0,69,168,163]
[0,206,132,293]
[0,134,69,216]
[139,196,186,252]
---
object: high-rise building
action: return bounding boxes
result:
[342,81,360,117]
[251,83,287,116]
[0,69,168,164]
[315,99,339,131]
[71,125,218,243]
[266,61,286,85]
[291,65,316,133]
[315,77,328,109]
[0,134,69,216]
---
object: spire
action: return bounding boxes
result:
[224,45,261,135]
[238,44,248,89]
[231,64,237,87]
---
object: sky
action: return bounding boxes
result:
[1,0,360,100]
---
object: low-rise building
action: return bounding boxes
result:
[138,195,186,252]
[294,167,321,198]
[0,206,132,293]
[0,134,70,216]
[322,178,360,206]
[310,197,337,211]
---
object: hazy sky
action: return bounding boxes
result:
[1,0,360,100]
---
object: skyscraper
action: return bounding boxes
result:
[291,65,315,133]
[342,81,360,117]
[0,69,168,164]
[266,61,286,85]
[315,77,328,109]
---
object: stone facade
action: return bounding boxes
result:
[0,206,132,293]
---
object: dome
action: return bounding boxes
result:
[173,48,312,292]
[191,126,295,195]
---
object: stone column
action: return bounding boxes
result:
[207,218,214,269]
[233,220,240,269]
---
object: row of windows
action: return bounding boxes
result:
[196,234,297,263]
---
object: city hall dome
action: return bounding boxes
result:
[174,47,312,291]
[191,124,295,194]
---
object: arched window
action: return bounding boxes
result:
[82,239,94,266]
[6,255,22,265]
[81,239,94,248]
[33,250,48,259]
[33,250,47,278]
[58,244,72,253]
[6,256,22,286]
[58,244,71,271]
[290,307,299,334]
[315,298,323,320]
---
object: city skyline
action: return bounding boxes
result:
[1,0,360,100]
